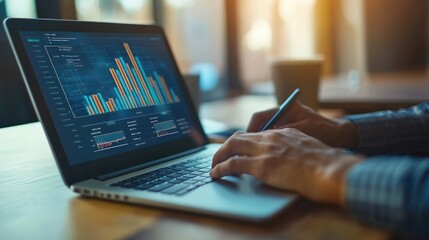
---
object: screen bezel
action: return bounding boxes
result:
[4,18,209,186]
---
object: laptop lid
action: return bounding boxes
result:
[4,18,208,186]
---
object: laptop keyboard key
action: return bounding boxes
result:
[183,179,198,184]
[150,180,166,185]
[199,172,211,178]
[201,178,213,183]
[147,183,174,192]
[134,183,156,190]
[174,184,202,196]
[161,183,190,194]
[193,176,206,181]
[175,188,191,196]
[168,179,185,184]
[168,173,184,178]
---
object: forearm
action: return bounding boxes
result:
[344,102,429,155]
[345,156,429,237]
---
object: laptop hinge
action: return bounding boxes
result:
[96,147,206,181]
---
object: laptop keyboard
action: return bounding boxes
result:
[110,154,214,196]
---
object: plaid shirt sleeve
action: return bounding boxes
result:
[343,103,429,237]
[344,102,429,155]
[346,157,429,237]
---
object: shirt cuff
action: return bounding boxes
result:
[344,112,394,155]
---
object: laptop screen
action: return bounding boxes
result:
[19,31,203,166]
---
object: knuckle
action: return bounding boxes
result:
[233,131,245,136]
[228,132,244,144]
[256,158,271,180]
[228,158,239,170]
[265,130,284,142]
[284,127,298,134]
[226,136,240,147]
[264,142,278,152]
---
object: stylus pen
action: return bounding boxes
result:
[260,88,301,131]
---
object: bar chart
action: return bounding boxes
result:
[83,43,180,116]
[22,31,196,164]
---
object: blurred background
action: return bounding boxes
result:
[1,0,428,128]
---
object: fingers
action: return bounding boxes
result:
[211,132,262,168]
[247,102,306,132]
[210,155,259,178]
[247,108,278,132]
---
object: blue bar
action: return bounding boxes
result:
[83,95,93,115]
[135,57,156,103]
[170,89,179,102]
[88,96,100,114]
[135,57,149,84]
[115,69,135,108]
[97,93,110,112]
[148,83,161,105]
[114,98,123,111]
[131,68,150,105]
[120,57,135,90]
[154,71,169,104]
[151,72,165,104]
[113,87,127,110]
[131,91,142,107]
[127,94,136,108]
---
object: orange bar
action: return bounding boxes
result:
[149,77,165,104]
[109,68,127,101]
[123,43,154,105]
[115,59,133,93]
[87,105,94,115]
[106,101,113,112]
[109,101,114,112]
[115,58,137,108]
[126,63,141,94]
[110,68,131,109]
[159,76,173,103]
[126,63,146,106]
[109,98,117,111]
[92,95,105,113]
[115,58,137,107]
[93,95,106,113]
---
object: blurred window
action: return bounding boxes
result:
[237,0,319,87]
[4,0,37,18]
[75,0,153,24]
[162,0,226,96]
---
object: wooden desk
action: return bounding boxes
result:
[251,70,429,113]
[320,70,429,113]
[0,96,389,239]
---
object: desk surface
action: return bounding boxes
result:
[0,96,389,239]
[251,70,429,113]
[320,70,429,112]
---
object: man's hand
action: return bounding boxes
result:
[247,101,358,148]
[210,129,364,205]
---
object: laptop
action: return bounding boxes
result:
[4,18,296,221]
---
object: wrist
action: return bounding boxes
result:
[337,154,365,206]
[321,152,364,205]
[336,120,358,148]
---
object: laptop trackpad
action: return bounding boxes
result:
[183,174,295,221]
